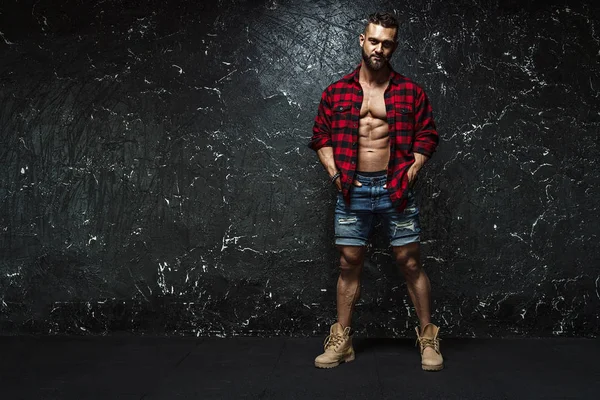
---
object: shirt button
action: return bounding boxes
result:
[358,90,363,95]
[351,161,356,165]
[352,142,357,147]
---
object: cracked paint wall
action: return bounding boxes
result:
[0,0,599,337]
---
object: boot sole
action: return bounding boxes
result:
[422,363,444,371]
[314,354,355,369]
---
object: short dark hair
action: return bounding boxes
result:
[366,12,399,36]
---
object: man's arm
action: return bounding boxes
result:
[316,146,341,191]
[407,153,430,186]
[309,89,333,151]
[412,87,439,158]
[309,88,343,190]
[408,87,439,185]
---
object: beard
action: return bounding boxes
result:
[362,48,388,71]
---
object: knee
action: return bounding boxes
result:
[396,252,421,279]
[339,253,362,273]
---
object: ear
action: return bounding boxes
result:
[359,33,365,47]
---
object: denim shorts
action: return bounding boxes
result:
[334,172,421,247]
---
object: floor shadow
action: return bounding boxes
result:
[352,337,413,353]
[352,337,474,363]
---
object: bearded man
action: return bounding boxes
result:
[309,12,443,371]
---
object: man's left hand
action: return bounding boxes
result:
[408,153,430,187]
[407,163,421,187]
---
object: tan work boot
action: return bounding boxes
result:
[415,323,444,371]
[314,322,355,368]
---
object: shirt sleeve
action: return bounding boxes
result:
[308,89,333,151]
[412,87,439,157]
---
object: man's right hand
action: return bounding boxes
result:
[334,178,363,192]
[334,176,342,192]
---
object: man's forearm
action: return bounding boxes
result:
[413,152,430,168]
[316,146,338,177]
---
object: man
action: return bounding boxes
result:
[309,12,443,371]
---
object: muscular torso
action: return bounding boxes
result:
[357,81,390,172]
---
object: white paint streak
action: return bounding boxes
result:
[134,283,150,302]
[531,214,544,238]
[0,31,13,45]
[531,163,553,176]
[221,224,244,251]
[510,232,527,244]
[217,69,237,83]
[426,256,446,263]
[172,64,184,74]
[239,247,261,254]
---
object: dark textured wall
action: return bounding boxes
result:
[1,0,598,337]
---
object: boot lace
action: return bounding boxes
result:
[416,337,441,354]
[323,334,343,350]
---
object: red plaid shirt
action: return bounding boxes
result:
[309,65,439,210]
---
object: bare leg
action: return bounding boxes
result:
[393,242,431,329]
[336,245,366,329]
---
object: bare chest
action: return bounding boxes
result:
[359,85,387,120]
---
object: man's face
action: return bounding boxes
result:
[360,23,398,71]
